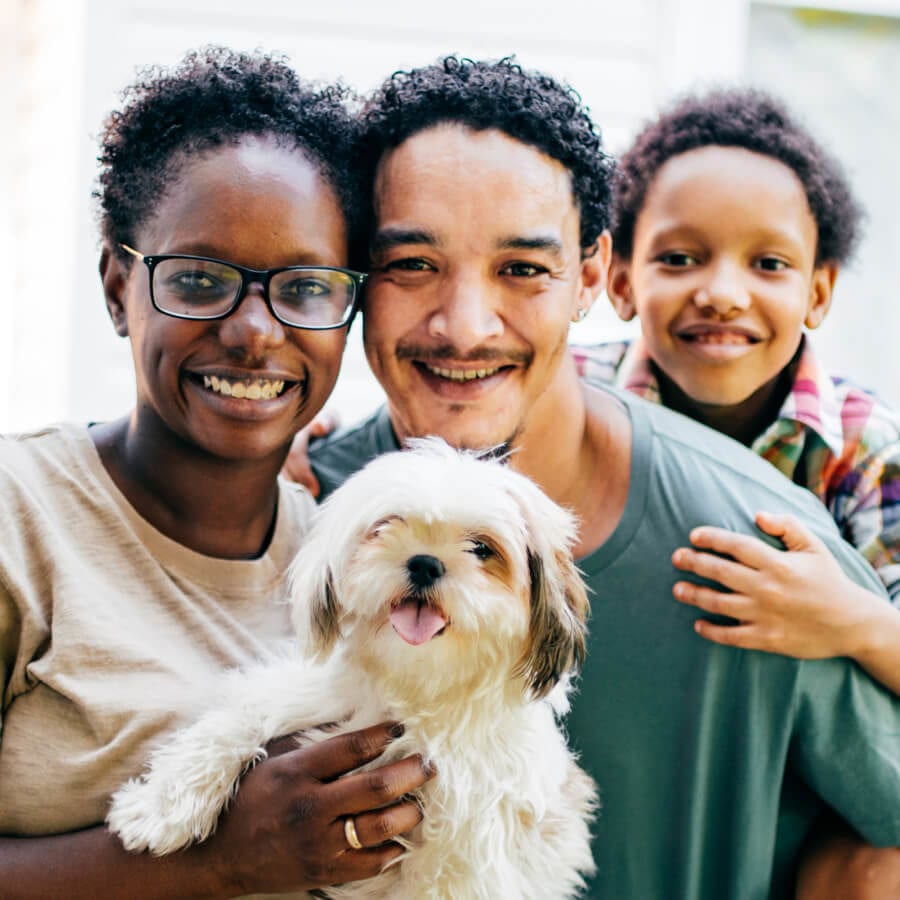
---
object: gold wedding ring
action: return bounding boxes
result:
[344,815,363,850]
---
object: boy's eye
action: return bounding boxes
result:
[499,261,547,277]
[657,252,698,267]
[755,257,788,272]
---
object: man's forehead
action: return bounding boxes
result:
[371,124,579,250]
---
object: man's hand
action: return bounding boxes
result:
[282,410,340,497]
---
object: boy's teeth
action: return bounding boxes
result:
[202,375,286,400]
[426,364,501,381]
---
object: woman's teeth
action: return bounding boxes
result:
[202,375,286,400]
[425,364,502,382]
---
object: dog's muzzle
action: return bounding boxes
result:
[406,554,446,589]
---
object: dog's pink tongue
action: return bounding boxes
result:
[390,600,447,646]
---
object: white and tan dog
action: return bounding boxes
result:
[107,439,597,899]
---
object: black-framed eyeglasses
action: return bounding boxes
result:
[120,244,366,331]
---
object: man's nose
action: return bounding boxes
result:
[427,271,504,350]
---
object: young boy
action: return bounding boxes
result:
[575,88,900,690]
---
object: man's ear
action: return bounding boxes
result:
[100,245,130,338]
[607,253,637,322]
[576,230,612,313]
[805,262,838,329]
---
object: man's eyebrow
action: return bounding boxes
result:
[370,228,439,255]
[498,235,565,257]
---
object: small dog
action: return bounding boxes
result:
[108,439,597,899]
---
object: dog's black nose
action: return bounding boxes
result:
[406,554,446,589]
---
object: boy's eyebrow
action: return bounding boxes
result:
[371,228,439,254]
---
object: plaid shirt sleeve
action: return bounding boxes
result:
[829,433,900,604]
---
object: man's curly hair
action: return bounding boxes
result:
[96,46,365,262]
[360,56,614,253]
[612,87,862,265]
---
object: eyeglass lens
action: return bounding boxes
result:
[151,258,356,327]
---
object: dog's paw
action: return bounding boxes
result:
[107,768,229,855]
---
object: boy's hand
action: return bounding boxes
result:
[670,511,883,660]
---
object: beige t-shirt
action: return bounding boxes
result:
[0,423,315,838]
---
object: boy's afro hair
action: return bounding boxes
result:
[612,87,862,265]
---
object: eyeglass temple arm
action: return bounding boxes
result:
[119,243,144,261]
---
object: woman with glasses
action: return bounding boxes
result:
[0,47,430,898]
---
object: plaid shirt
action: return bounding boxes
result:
[572,337,900,602]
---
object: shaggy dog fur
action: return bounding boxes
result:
[107,439,598,899]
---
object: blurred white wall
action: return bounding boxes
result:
[1,0,897,433]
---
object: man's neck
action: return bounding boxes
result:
[505,362,632,560]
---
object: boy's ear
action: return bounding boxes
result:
[100,245,130,337]
[805,262,839,330]
[607,253,637,322]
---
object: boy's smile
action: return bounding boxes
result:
[608,145,836,415]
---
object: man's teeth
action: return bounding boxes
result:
[202,375,286,400]
[425,364,502,382]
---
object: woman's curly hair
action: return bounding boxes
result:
[360,56,614,253]
[96,46,365,262]
[612,87,862,265]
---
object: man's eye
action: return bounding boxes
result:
[384,258,434,272]
[657,252,698,267]
[468,541,495,561]
[755,257,788,272]
[500,262,546,277]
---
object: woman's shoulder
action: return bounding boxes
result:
[0,423,94,500]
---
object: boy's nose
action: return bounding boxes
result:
[693,261,751,315]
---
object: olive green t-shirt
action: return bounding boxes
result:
[311,388,900,899]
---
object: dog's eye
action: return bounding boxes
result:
[468,541,495,561]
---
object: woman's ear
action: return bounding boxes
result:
[607,253,637,322]
[100,245,130,337]
[805,262,838,330]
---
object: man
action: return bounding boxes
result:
[307,57,900,898]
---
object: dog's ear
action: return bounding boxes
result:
[516,546,589,699]
[308,568,341,655]
[289,546,343,659]
[505,472,589,699]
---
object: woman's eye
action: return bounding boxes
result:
[755,257,788,272]
[165,271,230,297]
[280,278,330,298]
[468,541,495,561]
[500,262,546,277]
[657,252,698,267]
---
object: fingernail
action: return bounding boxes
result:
[389,722,405,738]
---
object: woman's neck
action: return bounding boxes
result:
[90,412,287,559]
